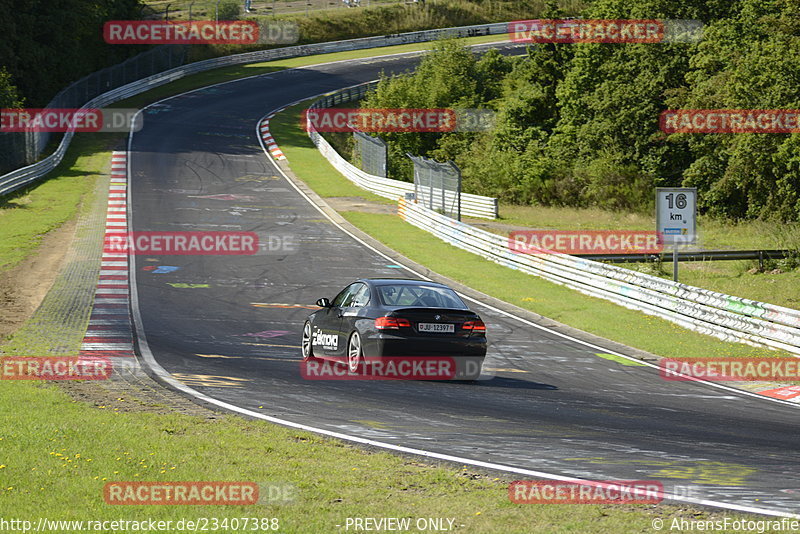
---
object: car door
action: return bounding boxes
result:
[335,283,370,351]
[315,283,358,359]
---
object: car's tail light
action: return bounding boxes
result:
[375,316,412,330]
[462,319,486,333]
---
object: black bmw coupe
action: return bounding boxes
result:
[301,279,487,380]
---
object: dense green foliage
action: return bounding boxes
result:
[217,0,241,20]
[364,0,800,221]
[0,68,22,108]
[192,1,588,62]
[0,0,144,107]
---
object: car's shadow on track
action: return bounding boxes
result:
[443,376,559,391]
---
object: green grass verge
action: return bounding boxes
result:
[0,381,752,532]
[0,135,115,274]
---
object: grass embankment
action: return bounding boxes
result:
[271,98,791,362]
[0,136,115,274]
[0,38,747,532]
[141,0,587,42]
[146,0,590,62]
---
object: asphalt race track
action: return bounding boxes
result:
[128,45,800,516]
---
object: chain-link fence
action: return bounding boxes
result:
[354,130,386,177]
[0,45,188,175]
[408,154,461,221]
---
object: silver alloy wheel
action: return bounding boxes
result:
[347,331,362,373]
[301,321,313,361]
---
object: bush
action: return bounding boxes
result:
[217,0,241,20]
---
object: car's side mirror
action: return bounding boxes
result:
[316,298,331,308]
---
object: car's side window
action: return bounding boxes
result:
[349,284,370,308]
[341,283,367,308]
[332,284,358,307]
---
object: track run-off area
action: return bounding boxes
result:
[124,44,800,518]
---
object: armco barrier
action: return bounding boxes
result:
[0,22,510,198]
[305,82,499,219]
[398,198,800,356]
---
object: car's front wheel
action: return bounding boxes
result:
[301,321,315,361]
[347,331,363,373]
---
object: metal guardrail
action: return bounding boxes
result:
[398,198,800,356]
[579,249,794,267]
[0,45,188,175]
[306,82,499,219]
[0,22,511,198]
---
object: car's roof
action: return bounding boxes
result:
[358,278,451,288]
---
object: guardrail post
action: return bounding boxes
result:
[673,247,679,282]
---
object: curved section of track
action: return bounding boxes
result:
[128,47,800,516]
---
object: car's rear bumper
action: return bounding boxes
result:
[362,334,486,380]
[365,333,487,358]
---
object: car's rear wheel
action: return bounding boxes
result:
[301,321,314,361]
[347,331,363,373]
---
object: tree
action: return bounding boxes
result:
[0,67,23,108]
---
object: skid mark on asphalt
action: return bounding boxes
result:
[655,462,757,486]
[235,174,281,182]
[240,343,301,350]
[195,353,296,361]
[565,455,756,486]
[351,420,389,430]
[171,373,250,388]
[241,330,290,338]
[251,302,317,309]
[595,353,647,366]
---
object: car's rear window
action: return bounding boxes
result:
[376,284,467,309]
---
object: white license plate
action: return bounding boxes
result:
[418,323,454,333]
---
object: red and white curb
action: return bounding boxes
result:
[258,112,286,161]
[80,150,134,359]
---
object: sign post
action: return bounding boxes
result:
[655,188,697,282]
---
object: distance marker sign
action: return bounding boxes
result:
[656,188,697,246]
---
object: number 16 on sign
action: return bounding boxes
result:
[656,188,697,282]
